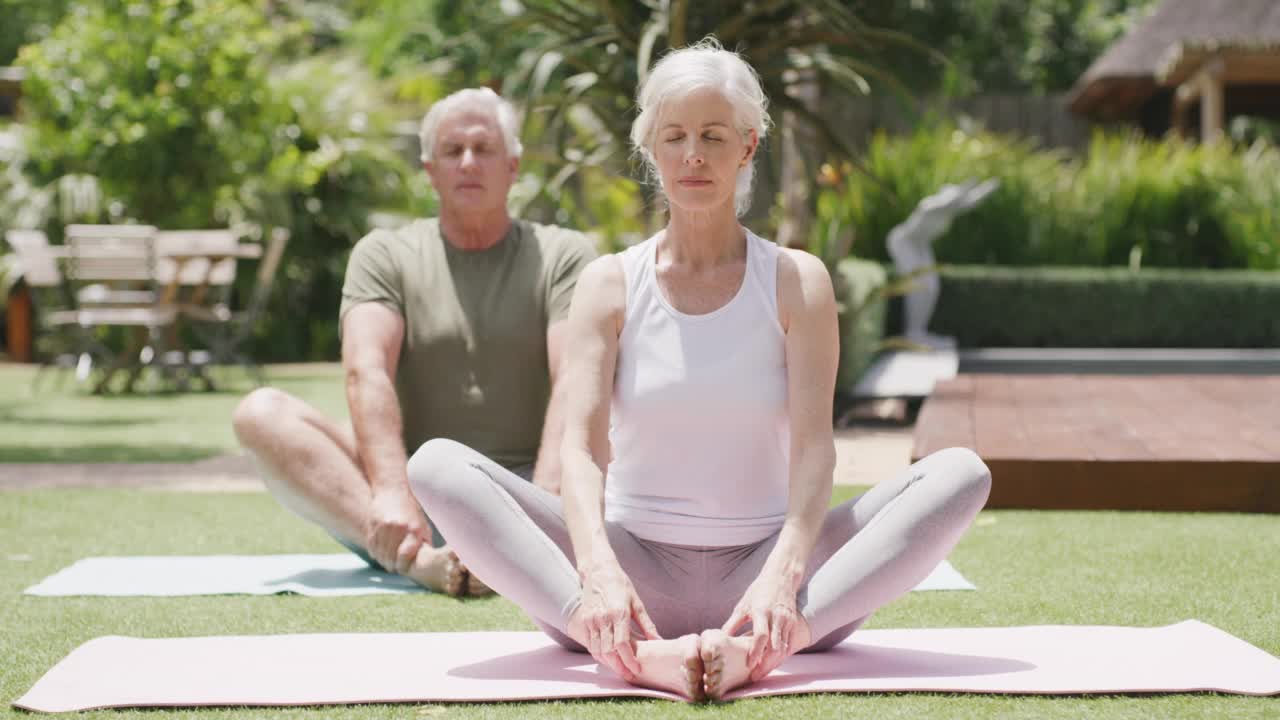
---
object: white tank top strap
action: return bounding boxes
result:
[745,231,782,330]
[616,239,652,326]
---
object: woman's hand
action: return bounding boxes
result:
[722,573,806,682]
[576,563,662,682]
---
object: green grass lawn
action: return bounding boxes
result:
[1,486,1277,719]
[1,361,1277,716]
[0,363,347,463]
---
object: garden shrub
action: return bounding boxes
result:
[833,257,888,394]
[814,124,1280,271]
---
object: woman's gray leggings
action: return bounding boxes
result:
[407,440,990,651]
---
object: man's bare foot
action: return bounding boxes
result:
[465,572,493,597]
[407,546,466,595]
[699,629,754,701]
[631,635,705,702]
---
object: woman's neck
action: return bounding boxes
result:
[662,204,745,269]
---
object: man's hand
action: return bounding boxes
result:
[366,487,431,575]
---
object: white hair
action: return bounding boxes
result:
[630,39,772,216]
[418,87,523,163]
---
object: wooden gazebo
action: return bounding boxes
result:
[1068,0,1280,143]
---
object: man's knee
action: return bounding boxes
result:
[231,387,293,446]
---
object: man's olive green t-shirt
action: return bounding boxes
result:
[339,218,596,468]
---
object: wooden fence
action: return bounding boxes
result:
[829,91,1098,153]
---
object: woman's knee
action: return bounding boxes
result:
[928,447,992,505]
[406,438,475,505]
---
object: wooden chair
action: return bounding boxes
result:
[191,227,290,386]
[152,229,241,390]
[50,224,178,393]
[6,227,155,308]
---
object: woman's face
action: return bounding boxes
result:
[652,88,756,214]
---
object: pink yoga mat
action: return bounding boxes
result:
[15,621,1279,712]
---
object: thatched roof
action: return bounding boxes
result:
[1069,0,1280,119]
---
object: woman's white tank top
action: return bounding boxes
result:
[604,231,789,546]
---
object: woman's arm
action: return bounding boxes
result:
[722,248,839,679]
[561,256,623,577]
[762,249,841,595]
[560,255,660,680]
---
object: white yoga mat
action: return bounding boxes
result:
[24,555,976,597]
[15,621,1278,712]
[24,554,422,597]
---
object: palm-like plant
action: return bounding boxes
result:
[496,0,931,246]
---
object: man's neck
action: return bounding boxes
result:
[438,206,513,251]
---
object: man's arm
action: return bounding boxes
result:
[341,302,429,574]
[531,319,570,494]
[533,231,599,494]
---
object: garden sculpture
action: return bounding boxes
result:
[887,178,1000,350]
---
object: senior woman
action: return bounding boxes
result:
[407,41,991,701]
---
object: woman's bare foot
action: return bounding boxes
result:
[407,546,467,595]
[632,635,705,702]
[699,629,754,701]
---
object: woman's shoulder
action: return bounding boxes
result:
[572,253,628,311]
[774,246,836,322]
[775,245,829,278]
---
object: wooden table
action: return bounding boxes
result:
[158,243,262,306]
[50,242,263,393]
[913,374,1280,512]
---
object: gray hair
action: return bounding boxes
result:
[630,39,772,217]
[419,87,523,163]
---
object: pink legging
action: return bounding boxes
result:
[407,439,990,650]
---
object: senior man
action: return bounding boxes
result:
[233,88,596,595]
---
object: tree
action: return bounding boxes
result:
[0,0,73,66]
[16,0,425,360]
[487,1,926,246]
[18,0,287,228]
[847,0,1160,95]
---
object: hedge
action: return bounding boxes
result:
[929,266,1280,348]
